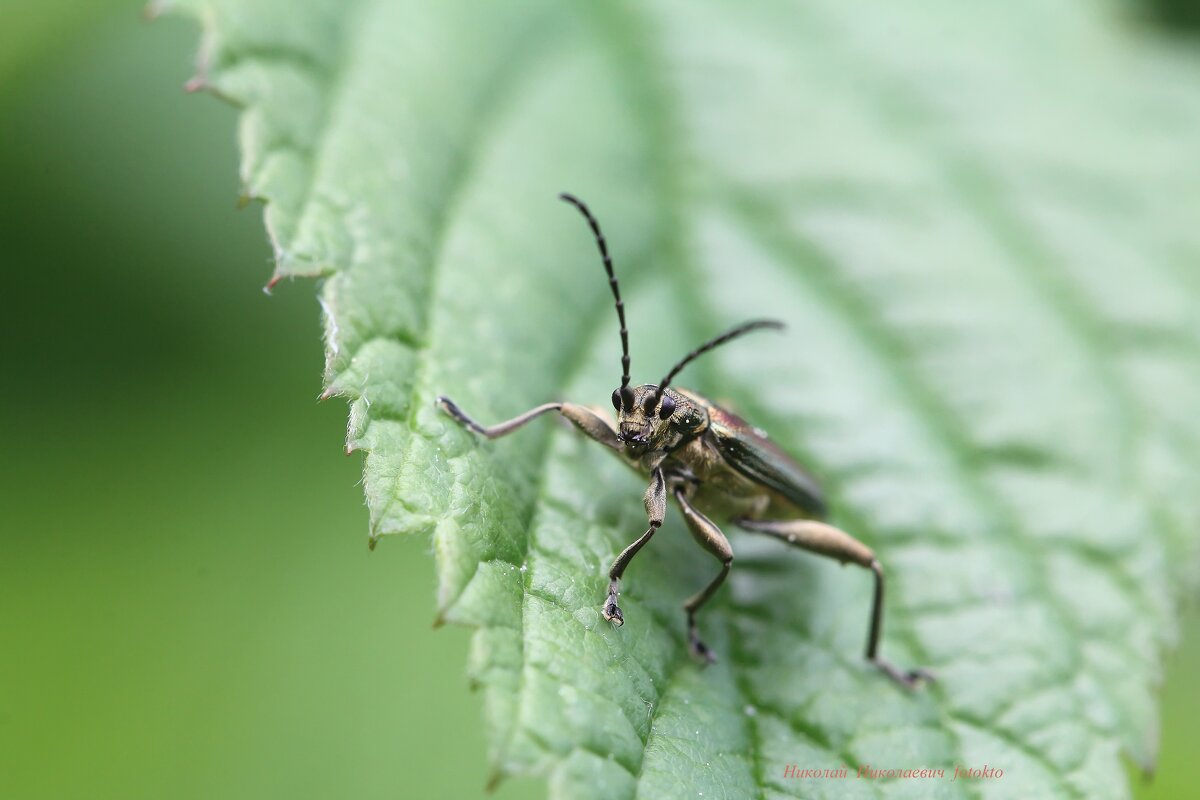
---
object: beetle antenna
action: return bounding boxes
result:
[658,319,785,394]
[559,192,631,391]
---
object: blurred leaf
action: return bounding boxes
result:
[1137,0,1200,35]
[168,0,1200,797]
[0,0,135,88]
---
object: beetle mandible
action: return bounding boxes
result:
[436,192,931,688]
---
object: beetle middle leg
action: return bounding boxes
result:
[675,488,733,664]
[736,517,932,688]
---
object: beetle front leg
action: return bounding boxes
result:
[736,518,933,689]
[675,489,733,664]
[436,396,620,451]
[603,469,666,626]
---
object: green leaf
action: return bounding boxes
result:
[167,0,1200,797]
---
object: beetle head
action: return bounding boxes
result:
[610,385,697,455]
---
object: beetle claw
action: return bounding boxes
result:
[603,599,624,626]
[687,629,717,665]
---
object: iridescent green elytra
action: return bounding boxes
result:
[436,193,931,688]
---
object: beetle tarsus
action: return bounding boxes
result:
[870,657,935,689]
[687,622,717,665]
[436,395,481,435]
[602,583,624,626]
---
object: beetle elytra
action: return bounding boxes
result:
[437,193,931,688]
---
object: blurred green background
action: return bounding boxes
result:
[0,3,1195,799]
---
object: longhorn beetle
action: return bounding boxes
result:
[437,193,932,688]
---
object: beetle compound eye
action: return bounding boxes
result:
[658,394,676,419]
[611,389,622,411]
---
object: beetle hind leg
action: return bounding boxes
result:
[736,517,933,689]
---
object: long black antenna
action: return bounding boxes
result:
[559,192,631,393]
[658,319,785,394]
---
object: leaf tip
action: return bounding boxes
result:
[1133,744,1158,782]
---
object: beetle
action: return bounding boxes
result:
[436,192,931,688]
